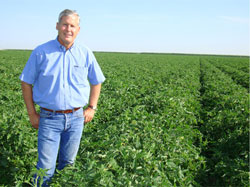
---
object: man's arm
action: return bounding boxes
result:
[83,83,102,123]
[21,81,40,129]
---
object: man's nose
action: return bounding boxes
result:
[66,25,71,31]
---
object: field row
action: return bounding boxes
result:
[0,51,249,186]
[208,59,249,91]
[207,56,249,73]
[199,59,249,185]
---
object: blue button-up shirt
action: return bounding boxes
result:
[20,38,105,110]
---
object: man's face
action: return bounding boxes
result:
[56,14,80,49]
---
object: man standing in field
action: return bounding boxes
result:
[20,9,105,186]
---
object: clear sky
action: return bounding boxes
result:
[1,0,249,55]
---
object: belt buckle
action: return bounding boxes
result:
[56,108,79,114]
[61,110,66,114]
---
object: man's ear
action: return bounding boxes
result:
[56,22,59,30]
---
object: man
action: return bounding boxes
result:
[20,9,105,186]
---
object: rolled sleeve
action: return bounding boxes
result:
[19,50,39,84]
[87,51,105,85]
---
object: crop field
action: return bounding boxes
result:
[0,50,249,186]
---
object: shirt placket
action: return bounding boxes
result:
[63,48,69,110]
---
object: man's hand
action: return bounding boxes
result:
[28,112,40,129]
[21,81,40,129]
[83,107,95,123]
[84,83,101,123]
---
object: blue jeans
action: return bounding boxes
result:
[35,108,84,186]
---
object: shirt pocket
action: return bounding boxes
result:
[72,65,88,85]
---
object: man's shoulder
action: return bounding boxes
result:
[34,39,58,53]
[74,42,93,54]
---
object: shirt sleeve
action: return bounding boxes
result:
[87,50,106,85]
[19,50,39,84]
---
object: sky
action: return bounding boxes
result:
[0,0,249,56]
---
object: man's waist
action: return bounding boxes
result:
[41,107,81,114]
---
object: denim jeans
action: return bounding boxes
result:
[35,108,84,186]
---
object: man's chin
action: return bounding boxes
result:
[64,39,72,43]
[62,40,73,46]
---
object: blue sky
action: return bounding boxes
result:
[1,0,249,55]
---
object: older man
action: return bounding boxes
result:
[20,9,105,186]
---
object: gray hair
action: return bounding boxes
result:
[58,9,80,25]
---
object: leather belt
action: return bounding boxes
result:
[42,107,81,114]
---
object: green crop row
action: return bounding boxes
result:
[208,59,249,91]
[199,59,249,186]
[206,56,249,73]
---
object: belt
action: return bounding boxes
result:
[42,107,81,114]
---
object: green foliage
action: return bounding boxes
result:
[208,58,249,91]
[199,59,249,186]
[0,50,248,186]
[0,50,37,186]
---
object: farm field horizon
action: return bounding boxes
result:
[1,48,249,57]
[0,50,249,186]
